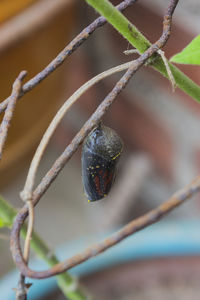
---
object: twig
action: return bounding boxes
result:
[21,60,135,202]
[0,0,137,114]
[0,70,30,300]
[0,71,27,159]
[14,275,31,300]
[10,0,179,279]
[123,49,140,55]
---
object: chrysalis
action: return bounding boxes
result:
[81,123,123,202]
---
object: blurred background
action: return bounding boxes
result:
[1,0,200,299]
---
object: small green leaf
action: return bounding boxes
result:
[170,35,200,65]
[0,218,5,228]
[0,216,11,228]
[0,195,16,228]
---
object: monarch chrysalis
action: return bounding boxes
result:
[81,123,123,202]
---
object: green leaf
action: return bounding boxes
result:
[0,195,16,228]
[170,35,200,65]
[0,218,5,227]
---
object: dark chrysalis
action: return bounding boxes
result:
[81,123,123,202]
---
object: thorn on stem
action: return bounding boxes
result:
[123,49,140,55]
[157,49,176,92]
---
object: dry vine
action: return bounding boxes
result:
[1,0,198,298]
[9,0,181,279]
[0,71,27,159]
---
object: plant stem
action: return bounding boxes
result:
[0,195,88,300]
[84,0,200,102]
[86,0,151,53]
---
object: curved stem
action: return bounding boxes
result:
[0,71,27,159]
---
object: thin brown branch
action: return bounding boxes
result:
[10,0,179,279]
[14,275,32,300]
[0,0,137,114]
[0,71,27,159]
